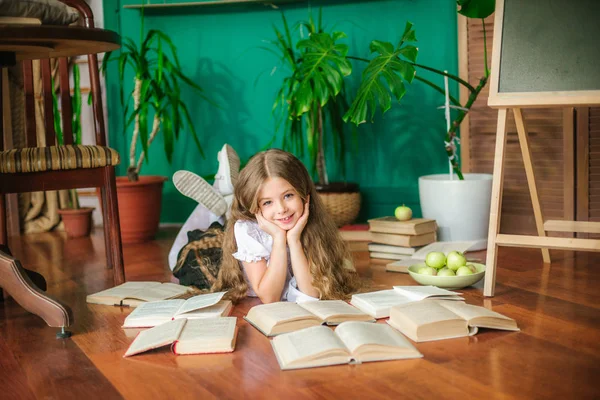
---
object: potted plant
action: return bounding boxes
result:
[410,0,495,249]
[103,17,212,243]
[53,63,95,238]
[267,12,418,225]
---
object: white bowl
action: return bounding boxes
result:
[407,262,485,290]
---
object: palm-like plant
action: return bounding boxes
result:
[346,0,496,180]
[270,0,494,183]
[268,12,417,185]
[103,21,211,182]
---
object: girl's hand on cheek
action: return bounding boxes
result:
[287,195,310,244]
[256,211,286,241]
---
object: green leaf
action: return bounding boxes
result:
[369,40,394,55]
[457,0,496,19]
[398,21,417,47]
[398,45,418,63]
[178,100,205,158]
[72,64,82,145]
[344,35,418,124]
[50,76,63,145]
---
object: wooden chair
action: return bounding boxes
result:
[0,0,125,287]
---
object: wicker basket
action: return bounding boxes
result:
[317,191,362,227]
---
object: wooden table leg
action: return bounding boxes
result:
[513,108,551,263]
[485,109,509,297]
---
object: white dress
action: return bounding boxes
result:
[232,220,318,303]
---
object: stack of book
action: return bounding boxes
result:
[339,224,371,252]
[367,216,437,264]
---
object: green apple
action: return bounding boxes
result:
[425,251,446,269]
[394,205,413,221]
[456,266,474,276]
[437,267,456,277]
[466,264,478,273]
[418,266,437,276]
[446,251,467,271]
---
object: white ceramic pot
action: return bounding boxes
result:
[418,173,493,251]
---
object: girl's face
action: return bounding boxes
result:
[257,177,305,230]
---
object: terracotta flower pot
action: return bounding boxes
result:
[57,207,95,238]
[116,176,167,244]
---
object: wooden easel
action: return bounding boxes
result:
[484,0,600,296]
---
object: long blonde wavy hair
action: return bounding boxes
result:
[212,149,361,303]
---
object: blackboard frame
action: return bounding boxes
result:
[488,0,600,108]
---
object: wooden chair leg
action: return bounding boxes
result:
[103,167,125,285]
[484,109,509,297]
[100,186,113,270]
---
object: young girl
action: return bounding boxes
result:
[211,149,360,304]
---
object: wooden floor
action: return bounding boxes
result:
[1,228,599,400]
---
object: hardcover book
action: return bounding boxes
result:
[350,286,464,319]
[124,317,238,357]
[369,231,436,248]
[271,322,423,370]
[368,217,437,236]
[387,300,519,342]
[87,281,193,307]
[123,292,231,328]
[244,300,374,337]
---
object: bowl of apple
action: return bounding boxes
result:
[407,251,485,290]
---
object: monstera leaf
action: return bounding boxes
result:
[457,0,495,19]
[290,32,352,117]
[344,22,418,125]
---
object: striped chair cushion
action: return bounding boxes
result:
[0,145,120,173]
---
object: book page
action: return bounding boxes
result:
[124,299,186,325]
[132,283,191,302]
[391,300,462,326]
[177,301,232,320]
[335,321,415,354]
[272,325,348,366]
[124,318,186,357]
[89,281,161,301]
[439,302,518,329]
[175,291,227,316]
[412,241,478,260]
[393,286,462,301]
[248,302,317,327]
[298,300,367,320]
[177,317,236,343]
[352,290,416,309]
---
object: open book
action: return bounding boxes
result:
[124,317,238,357]
[271,321,423,370]
[387,300,520,342]
[244,300,375,337]
[123,292,232,328]
[87,281,193,307]
[386,241,479,273]
[350,286,464,319]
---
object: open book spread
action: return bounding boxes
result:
[244,300,375,337]
[123,292,231,328]
[86,281,193,307]
[271,321,423,370]
[350,286,464,319]
[386,241,479,273]
[387,300,520,342]
[124,317,238,357]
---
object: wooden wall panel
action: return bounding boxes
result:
[587,107,600,236]
[460,15,572,236]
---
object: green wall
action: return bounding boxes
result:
[103,0,459,223]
